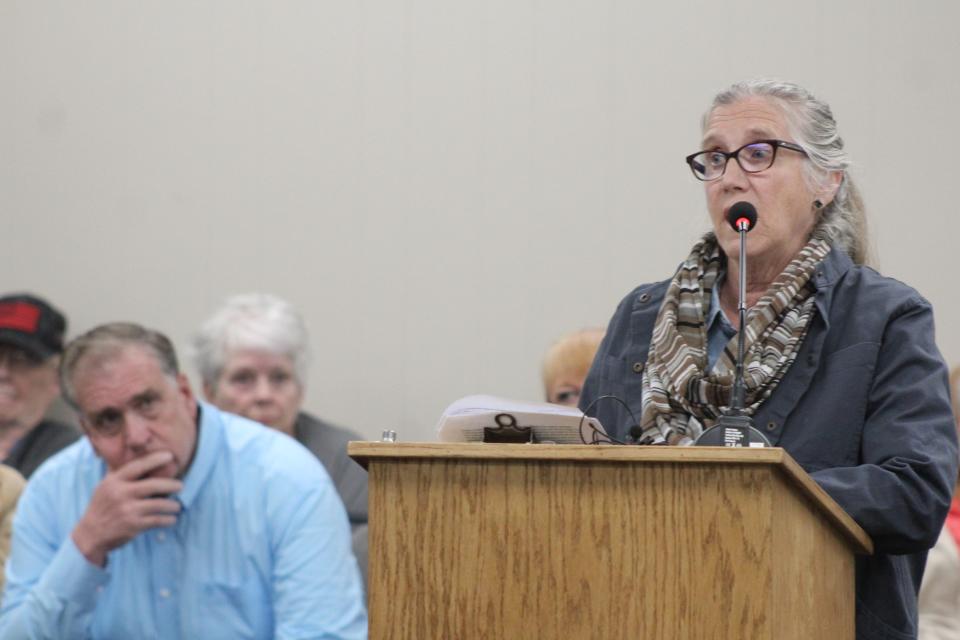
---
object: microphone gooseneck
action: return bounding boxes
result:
[695,201,771,448]
[728,201,755,413]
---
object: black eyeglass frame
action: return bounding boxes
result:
[685,139,807,181]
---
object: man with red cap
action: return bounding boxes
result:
[0,293,79,478]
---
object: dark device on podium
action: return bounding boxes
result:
[695,202,772,448]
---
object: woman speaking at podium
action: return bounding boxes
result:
[579,79,959,639]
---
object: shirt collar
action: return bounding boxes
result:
[176,402,223,510]
[707,270,737,337]
[708,245,852,332]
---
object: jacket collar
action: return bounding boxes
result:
[811,246,855,330]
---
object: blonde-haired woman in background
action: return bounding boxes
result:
[542,328,605,407]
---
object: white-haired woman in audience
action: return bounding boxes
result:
[193,294,368,583]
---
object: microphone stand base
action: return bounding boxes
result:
[694,414,772,447]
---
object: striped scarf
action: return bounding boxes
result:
[636,235,831,445]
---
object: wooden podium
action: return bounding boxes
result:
[348,443,872,640]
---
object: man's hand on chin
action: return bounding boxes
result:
[71,450,184,567]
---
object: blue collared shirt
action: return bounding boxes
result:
[706,275,737,371]
[0,402,367,639]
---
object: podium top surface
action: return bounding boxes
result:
[348,442,873,555]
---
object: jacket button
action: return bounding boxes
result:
[807,353,816,366]
[632,362,644,374]
[638,293,651,303]
[766,421,777,432]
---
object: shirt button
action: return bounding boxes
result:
[159,588,171,599]
[766,421,777,432]
[632,362,645,374]
[156,532,166,542]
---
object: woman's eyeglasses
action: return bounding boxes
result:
[685,139,806,181]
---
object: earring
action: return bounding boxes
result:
[813,199,823,209]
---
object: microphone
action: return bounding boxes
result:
[696,201,771,448]
[726,201,757,232]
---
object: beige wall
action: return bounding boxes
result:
[3,1,959,442]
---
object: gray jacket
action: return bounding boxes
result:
[294,412,369,591]
[294,412,368,527]
[2,420,79,479]
[580,247,959,640]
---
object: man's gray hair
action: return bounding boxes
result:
[192,293,310,388]
[60,322,181,409]
[705,78,871,265]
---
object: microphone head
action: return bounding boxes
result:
[726,201,757,232]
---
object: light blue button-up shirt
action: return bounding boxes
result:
[0,402,367,639]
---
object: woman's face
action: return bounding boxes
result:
[204,349,303,435]
[546,377,584,407]
[701,96,822,268]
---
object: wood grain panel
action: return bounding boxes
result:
[770,473,855,640]
[351,443,871,555]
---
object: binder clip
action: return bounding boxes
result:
[483,413,533,443]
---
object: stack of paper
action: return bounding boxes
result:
[435,395,612,444]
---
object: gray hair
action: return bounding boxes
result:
[60,322,180,409]
[192,293,310,388]
[705,79,870,265]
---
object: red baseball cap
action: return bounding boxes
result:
[0,294,67,360]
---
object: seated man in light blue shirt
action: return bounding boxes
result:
[0,322,367,639]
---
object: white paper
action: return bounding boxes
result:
[435,395,612,444]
